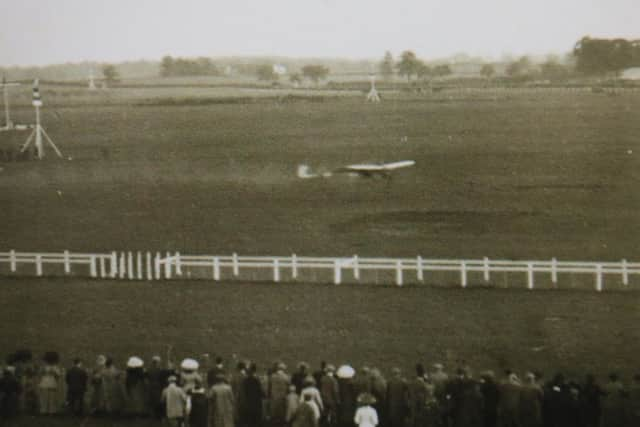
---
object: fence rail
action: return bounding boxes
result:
[1,250,639,291]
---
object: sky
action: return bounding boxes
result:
[1,0,638,66]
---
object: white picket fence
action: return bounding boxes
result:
[1,250,639,291]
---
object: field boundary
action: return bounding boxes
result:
[1,250,638,291]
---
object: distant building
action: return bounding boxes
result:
[621,67,640,80]
[273,64,287,75]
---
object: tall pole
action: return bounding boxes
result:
[3,84,9,128]
[35,103,43,158]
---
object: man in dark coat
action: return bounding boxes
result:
[66,358,89,416]
[320,365,340,427]
[480,371,499,427]
[0,367,22,419]
[293,363,311,394]
[579,374,602,427]
[243,363,265,427]
[600,373,626,427]
[386,368,408,427]
[147,355,173,419]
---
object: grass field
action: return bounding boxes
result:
[2,278,639,380]
[1,85,639,382]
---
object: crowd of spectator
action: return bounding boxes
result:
[1,349,639,427]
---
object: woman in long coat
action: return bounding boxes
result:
[519,373,543,427]
[125,360,148,416]
[242,364,265,427]
[39,351,63,414]
[209,374,235,427]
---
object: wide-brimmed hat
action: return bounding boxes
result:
[357,392,377,405]
[336,365,355,379]
[181,358,199,370]
[127,356,144,368]
[168,375,177,383]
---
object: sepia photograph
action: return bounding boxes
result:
[0,1,639,426]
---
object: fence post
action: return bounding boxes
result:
[99,256,106,278]
[291,254,298,280]
[395,260,403,286]
[119,252,126,279]
[551,258,558,285]
[64,250,71,274]
[527,263,534,290]
[175,252,182,276]
[154,252,161,280]
[137,252,143,280]
[353,255,360,280]
[212,257,220,281]
[90,256,97,278]
[111,251,118,278]
[127,252,134,280]
[36,254,42,276]
[460,261,467,288]
[622,259,629,286]
[232,253,239,277]
[596,264,603,292]
[333,260,342,285]
[10,250,16,272]
[146,252,152,281]
[164,252,171,279]
[483,257,490,282]
[273,259,280,283]
[416,256,424,282]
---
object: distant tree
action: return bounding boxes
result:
[379,51,395,81]
[433,64,452,78]
[302,65,330,84]
[573,36,635,76]
[416,63,432,80]
[160,56,174,77]
[289,73,302,85]
[396,50,422,82]
[540,60,570,81]
[480,64,495,79]
[256,64,278,82]
[506,56,534,80]
[102,64,120,85]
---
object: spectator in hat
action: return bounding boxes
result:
[519,372,543,427]
[387,367,408,427]
[286,384,300,425]
[293,363,311,394]
[337,366,357,427]
[448,367,482,427]
[313,361,327,391]
[300,376,323,418]
[497,372,522,427]
[102,357,124,415]
[579,374,602,427]
[125,356,148,416]
[89,354,107,415]
[242,363,265,427]
[231,361,248,427]
[431,363,449,406]
[0,366,22,419]
[293,393,319,427]
[600,373,625,427]
[270,361,291,426]
[65,358,88,416]
[162,375,188,427]
[208,356,227,387]
[354,393,378,427]
[181,358,202,393]
[407,364,429,427]
[480,371,499,427]
[39,351,62,414]
[354,367,372,397]
[209,373,235,427]
[188,379,209,427]
[370,368,387,427]
[320,364,340,427]
[148,355,173,419]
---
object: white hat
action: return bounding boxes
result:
[127,356,144,368]
[336,365,355,379]
[181,358,199,370]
